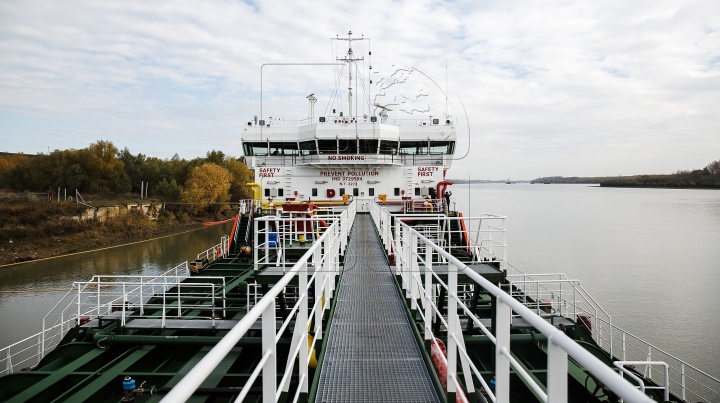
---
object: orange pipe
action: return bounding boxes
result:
[458,213,471,253]
[226,213,240,253]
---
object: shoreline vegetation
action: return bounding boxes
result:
[531,158,720,188]
[0,141,253,265]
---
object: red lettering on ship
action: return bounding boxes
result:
[318,170,379,181]
[417,166,439,177]
[327,155,366,161]
[258,167,281,178]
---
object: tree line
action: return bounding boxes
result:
[0,141,254,213]
[600,159,720,188]
[530,176,616,184]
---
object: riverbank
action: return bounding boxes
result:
[0,198,234,266]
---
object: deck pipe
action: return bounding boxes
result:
[463,333,547,345]
[93,333,291,347]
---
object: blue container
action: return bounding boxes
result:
[123,378,136,391]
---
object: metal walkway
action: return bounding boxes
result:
[314,215,440,403]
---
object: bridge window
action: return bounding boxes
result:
[243,142,269,156]
[312,188,318,197]
[399,141,428,155]
[394,188,400,196]
[281,142,299,156]
[339,188,345,196]
[353,188,359,196]
[359,139,379,154]
[379,140,398,155]
[299,141,317,155]
[318,140,336,154]
[338,139,357,154]
[415,187,421,196]
[369,188,375,196]
[430,141,455,154]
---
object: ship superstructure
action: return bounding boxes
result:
[242,30,456,214]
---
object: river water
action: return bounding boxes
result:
[2,186,719,379]
[453,183,720,378]
[0,223,232,350]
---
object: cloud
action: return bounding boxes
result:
[0,0,718,177]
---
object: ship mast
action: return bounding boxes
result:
[335,31,366,117]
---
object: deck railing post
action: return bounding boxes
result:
[262,299,277,403]
[41,317,46,359]
[6,348,11,374]
[314,247,323,341]
[254,221,259,272]
[298,261,309,395]
[97,279,101,318]
[424,244,433,340]
[76,283,81,324]
[496,298,511,403]
[140,278,144,316]
[447,262,458,396]
[162,278,166,328]
[547,336,568,402]
[410,232,418,310]
[121,283,126,327]
[394,219,401,275]
[681,363,686,401]
[222,280,226,317]
[404,226,411,297]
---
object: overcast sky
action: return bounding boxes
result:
[1,0,718,179]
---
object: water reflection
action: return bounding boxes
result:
[0,223,232,347]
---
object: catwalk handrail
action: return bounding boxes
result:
[370,202,653,403]
[160,201,355,403]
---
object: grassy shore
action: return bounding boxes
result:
[0,194,233,266]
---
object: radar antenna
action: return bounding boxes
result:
[374,103,392,123]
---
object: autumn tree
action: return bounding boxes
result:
[222,157,254,201]
[0,154,26,177]
[181,163,232,214]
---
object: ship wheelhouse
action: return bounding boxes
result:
[242,118,457,212]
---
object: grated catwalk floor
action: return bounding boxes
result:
[314,215,440,403]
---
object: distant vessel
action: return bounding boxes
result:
[1,31,718,403]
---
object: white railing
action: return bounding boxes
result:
[607,325,720,402]
[249,116,453,127]
[160,201,356,403]
[0,262,192,375]
[373,202,653,403]
[197,236,229,262]
[503,266,720,402]
[253,207,353,273]
[370,205,507,267]
[503,272,613,358]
